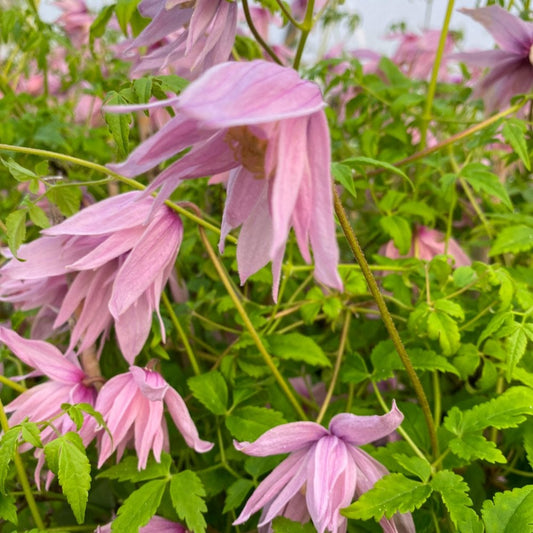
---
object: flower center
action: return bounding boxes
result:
[225,126,269,179]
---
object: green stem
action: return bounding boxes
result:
[241,0,283,65]
[198,228,307,420]
[432,371,441,428]
[293,0,315,70]
[0,143,234,241]
[316,312,351,424]
[333,188,439,458]
[459,177,494,238]
[161,292,200,376]
[420,0,455,148]
[274,0,301,27]
[0,374,27,393]
[0,398,45,530]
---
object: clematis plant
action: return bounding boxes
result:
[108,60,342,300]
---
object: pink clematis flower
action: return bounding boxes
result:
[0,191,183,362]
[453,6,533,112]
[380,226,470,267]
[88,365,213,470]
[54,0,94,47]
[108,60,342,301]
[96,515,188,533]
[126,0,237,77]
[0,327,98,487]
[233,403,414,533]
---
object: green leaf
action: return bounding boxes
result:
[392,454,431,483]
[27,204,49,229]
[502,120,530,170]
[104,91,132,158]
[223,478,254,513]
[478,311,513,346]
[482,486,533,533]
[431,470,482,533]
[434,299,465,321]
[460,163,512,210]
[188,371,228,415]
[89,4,115,41]
[0,427,20,493]
[21,421,42,448]
[380,215,412,255]
[155,75,189,94]
[341,156,414,190]
[5,209,27,257]
[170,470,207,533]
[44,433,91,524]
[397,200,436,225]
[341,473,431,520]
[111,479,167,532]
[490,225,533,256]
[115,0,140,35]
[133,77,152,104]
[1,157,37,181]
[271,517,316,532]
[409,348,460,376]
[505,324,528,381]
[0,492,18,525]
[332,162,356,199]
[268,333,331,367]
[98,453,171,483]
[427,310,460,356]
[453,266,476,288]
[46,186,82,217]
[226,406,287,441]
[449,433,506,463]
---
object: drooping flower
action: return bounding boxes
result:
[108,60,342,301]
[0,327,98,487]
[233,403,414,533]
[87,365,213,470]
[0,191,183,362]
[54,0,94,47]
[96,515,188,533]
[126,0,238,77]
[453,6,533,112]
[380,226,470,267]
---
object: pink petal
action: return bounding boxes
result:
[129,366,169,401]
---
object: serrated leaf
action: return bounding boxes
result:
[133,77,152,104]
[490,225,533,256]
[0,428,20,493]
[431,470,482,533]
[1,157,37,181]
[478,311,513,346]
[97,453,171,483]
[427,311,460,356]
[341,156,414,190]
[409,348,460,376]
[453,266,476,288]
[115,0,140,35]
[21,421,42,448]
[0,492,18,525]
[449,433,506,463]
[460,163,512,210]
[226,407,287,441]
[188,371,228,415]
[156,74,189,94]
[342,473,432,520]
[434,299,465,321]
[5,209,27,257]
[502,120,530,170]
[397,200,436,225]
[170,470,207,533]
[505,325,528,381]
[223,478,254,513]
[46,186,82,217]
[482,486,533,533]
[89,4,115,41]
[393,454,431,483]
[104,92,132,158]
[380,215,412,255]
[271,516,316,532]
[111,479,166,532]
[268,333,330,367]
[332,162,356,199]
[27,204,49,229]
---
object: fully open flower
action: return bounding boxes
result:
[233,403,414,532]
[109,60,342,300]
[89,365,213,470]
[453,6,533,111]
[126,0,237,77]
[0,191,183,362]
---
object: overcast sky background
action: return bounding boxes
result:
[38,0,495,57]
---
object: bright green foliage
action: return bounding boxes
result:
[170,471,207,533]
[271,517,317,532]
[188,371,229,415]
[97,453,172,483]
[490,225,533,256]
[0,492,18,526]
[482,486,533,533]
[223,478,254,514]
[0,428,19,494]
[502,120,531,170]
[226,406,287,441]
[268,333,331,367]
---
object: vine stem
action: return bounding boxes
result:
[420,0,455,148]
[0,143,235,242]
[293,0,315,70]
[0,374,26,393]
[333,188,439,458]
[0,398,45,530]
[198,227,308,420]
[316,311,351,425]
[161,291,201,376]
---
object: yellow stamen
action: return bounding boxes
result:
[225,126,269,179]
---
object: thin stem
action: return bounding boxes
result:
[0,374,27,393]
[316,312,351,424]
[459,177,494,238]
[0,143,234,241]
[274,0,301,27]
[333,188,439,458]
[161,292,200,376]
[198,228,307,420]
[420,0,455,148]
[293,0,315,70]
[0,398,45,530]
[241,0,283,65]
[432,371,441,427]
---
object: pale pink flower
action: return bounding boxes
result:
[126,0,237,77]
[88,366,213,470]
[108,60,342,301]
[453,6,533,112]
[0,192,183,362]
[380,226,470,267]
[54,0,94,47]
[96,515,188,533]
[233,402,414,533]
[0,327,98,488]
[291,0,328,19]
